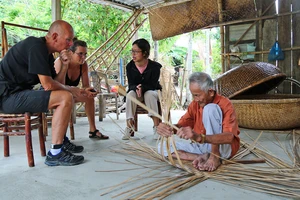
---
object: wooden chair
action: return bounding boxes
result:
[42,107,75,140]
[0,25,46,167]
[134,101,162,131]
[90,71,119,121]
[0,112,46,167]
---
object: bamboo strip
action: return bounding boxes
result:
[166,137,175,165]
[3,21,48,32]
[117,177,177,199]
[143,176,198,199]
[132,176,191,199]
[118,87,176,130]
[100,168,156,196]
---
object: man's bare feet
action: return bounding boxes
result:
[172,150,199,161]
[192,153,209,170]
[201,154,221,172]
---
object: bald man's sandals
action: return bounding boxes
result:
[89,130,109,139]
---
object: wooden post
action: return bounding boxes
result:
[258,1,263,61]
[278,0,292,93]
[292,0,300,94]
[1,21,4,58]
[51,0,61,21]
[1,21,8,57]
[179,68,186,106]
[154,40,158,61]
[217,0,225,72]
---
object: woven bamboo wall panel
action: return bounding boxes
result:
[149,0,256,40]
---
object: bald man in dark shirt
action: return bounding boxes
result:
[0,20,92,166]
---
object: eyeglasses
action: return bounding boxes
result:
[75,52,88,57]
[130,50,142,54]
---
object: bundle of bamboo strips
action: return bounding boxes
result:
[104,117,300,199]
[158,69,187,170]
[99,133,300,199]
[105,121,300,199]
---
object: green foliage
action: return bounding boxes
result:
[0,0,222,77]
[211,37,222,78]
[0,0,130,50]
[192,59,205,72]
[158,36,179,54]
[0,0,51,46]
[61,0,130,49]
[0,0,51,28]
[168,46,200,68]
[192,30,206,41]
[137,20,152,42]
[167,46,186,66]
[192,28,222,77]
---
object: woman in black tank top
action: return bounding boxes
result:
[54,39,109,140]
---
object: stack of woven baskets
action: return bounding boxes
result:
[214,62,300,130]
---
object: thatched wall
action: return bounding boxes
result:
[149,0,256,40]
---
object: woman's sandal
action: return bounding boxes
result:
[89,129,109,140]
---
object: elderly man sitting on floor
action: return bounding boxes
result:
[157,72,240,172]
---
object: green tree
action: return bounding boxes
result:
[210,29,222,78]
[192,28,221,77]
[0,0,131,50]
[61,0,130,50]
[0,0,51,46]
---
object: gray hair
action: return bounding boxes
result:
[188,72,214,92]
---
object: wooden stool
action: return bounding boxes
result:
[0,112,46,167]
[134,101,162,131]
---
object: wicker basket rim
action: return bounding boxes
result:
[231,97,300,104]
[227,73,286,98]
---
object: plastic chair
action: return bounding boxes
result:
[90,71,119,121]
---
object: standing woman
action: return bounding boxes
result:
[123,38,162,140]
[54,39,109,140]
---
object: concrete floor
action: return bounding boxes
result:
[0,110,293,200]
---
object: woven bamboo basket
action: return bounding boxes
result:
[214,62,286,98]
[214,62,300,130]
[231,94,300,130]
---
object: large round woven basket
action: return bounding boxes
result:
[231,94,300,130]
[214,62,286,98]
[213,62,300,130]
